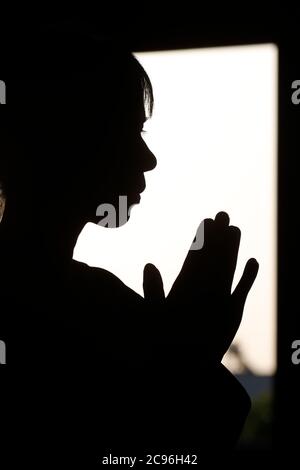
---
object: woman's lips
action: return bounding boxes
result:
[127,179,146,195]
[138,179,146,193]
[119,176,146,199]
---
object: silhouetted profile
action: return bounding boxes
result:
[0,24,259,465]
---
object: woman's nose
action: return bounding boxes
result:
[141,138,157,172]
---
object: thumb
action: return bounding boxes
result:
[232,258,259,310]
[143,263,165,302]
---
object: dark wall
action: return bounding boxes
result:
[2,6,300,457]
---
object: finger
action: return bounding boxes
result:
[204,216,239,293]
[232,258,259,309]
[187,218,212,263]
[200,217,214,250]
[203,213,230,252]
[189,219,205,251]
[191,215,227,252]
[224,259,259,345]
[185,218,214,285]
[143,263,165,301]
[215,211,230,226]
[224,225,241,291]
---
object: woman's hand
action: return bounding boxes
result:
[143,212,259,364]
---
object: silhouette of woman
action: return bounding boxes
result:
[0,26,258,464]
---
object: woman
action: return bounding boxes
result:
[0,26,258,463]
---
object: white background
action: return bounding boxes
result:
[74,44,278,375]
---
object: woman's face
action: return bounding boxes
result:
[58,93,157,227]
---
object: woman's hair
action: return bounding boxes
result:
[6,26,154,112]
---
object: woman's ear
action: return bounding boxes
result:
[0,193,5,222]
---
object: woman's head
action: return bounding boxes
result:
[1,27,156,237]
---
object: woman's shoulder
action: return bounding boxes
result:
[69,259,143,306]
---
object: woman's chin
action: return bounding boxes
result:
[129,194,141,205]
